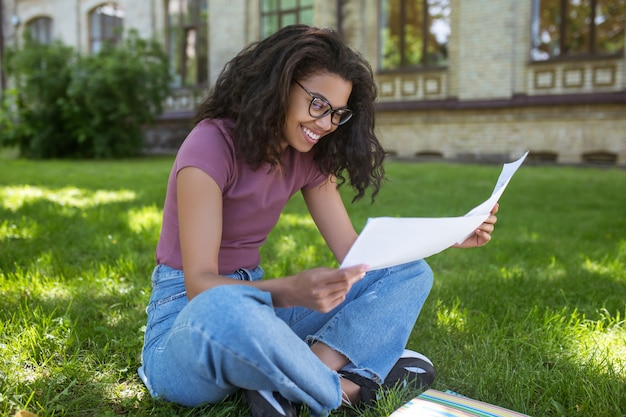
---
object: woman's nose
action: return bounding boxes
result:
[314,113,333,131]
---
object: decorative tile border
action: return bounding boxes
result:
[380,79,396,97]
[529,60,621,95]
[401,78,418,96]
[424,76,442,95]
[377,72,446,100]
[592,66,616,87]
[563,68,584,88]
[534,69,556,89]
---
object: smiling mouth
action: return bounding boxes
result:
[303,126,321,142]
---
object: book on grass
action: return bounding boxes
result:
[389,389,532,417]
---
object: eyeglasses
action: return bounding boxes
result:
[295,81,353,126]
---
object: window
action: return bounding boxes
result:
[27,17,53,44]
[89,3,124,53]
[167,0,208,87]
[261,0,314,38]
[379,0,450,71]
[531,0,625,60]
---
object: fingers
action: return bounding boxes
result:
[483,212,498,225]
[477,220,495,233]
[457,204,500,249]
[322,265,368,298]
[312,283,349,313]
[338,264,369,284]
[475,228,493,245]
[473,214,497,246]
[309,264,369,312]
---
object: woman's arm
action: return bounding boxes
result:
[176,166,228,299]
[302,177,359,265]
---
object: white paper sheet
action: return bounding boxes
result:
[340,152,528,271]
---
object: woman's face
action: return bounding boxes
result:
[282,72,352,153]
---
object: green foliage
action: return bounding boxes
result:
[1,30,170,158]
[63,32,171,158]
[0,158,624,416]
[0,89,21,144]
[1,37,75,157]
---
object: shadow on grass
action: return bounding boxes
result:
[0,187,368,416]
[0,186,159,415]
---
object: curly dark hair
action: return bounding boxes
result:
[195,24,386,202]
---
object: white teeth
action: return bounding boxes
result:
[303,127,321,141]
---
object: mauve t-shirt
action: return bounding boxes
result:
[155,118,328,274]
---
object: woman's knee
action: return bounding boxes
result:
[410,259,434,284]
[387,259,434,295]
[174,285,274,337]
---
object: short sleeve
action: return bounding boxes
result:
[173,119,236,191]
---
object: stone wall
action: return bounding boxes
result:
[376,104,626,165]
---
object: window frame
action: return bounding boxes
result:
[260,0,314,38]
[26,16,53,44]
[378,0,451,73]
[88,2,124,53]
[166,0,209,87]
[531,0,625,61]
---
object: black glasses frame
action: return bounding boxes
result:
[295,81,353,126]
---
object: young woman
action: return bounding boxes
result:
[138,25,498,417]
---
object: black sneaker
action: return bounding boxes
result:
[243,389,299,417]
[339,349,435,405]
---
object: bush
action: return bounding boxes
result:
[1,30,170,158]
[1,37,75,157]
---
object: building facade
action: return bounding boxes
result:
[1,0,625,165]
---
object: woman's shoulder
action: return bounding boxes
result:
[177,118,236,164]
[180,118,234,151]
[191,118,235,139]
[175,118,237,188]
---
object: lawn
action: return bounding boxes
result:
[0,155,624,417]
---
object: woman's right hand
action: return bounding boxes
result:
[282,264,369,313]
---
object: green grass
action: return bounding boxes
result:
[0,156,624,417]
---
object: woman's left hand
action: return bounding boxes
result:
[454,203,499,248]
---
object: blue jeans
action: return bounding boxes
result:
[138,260,433,417]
